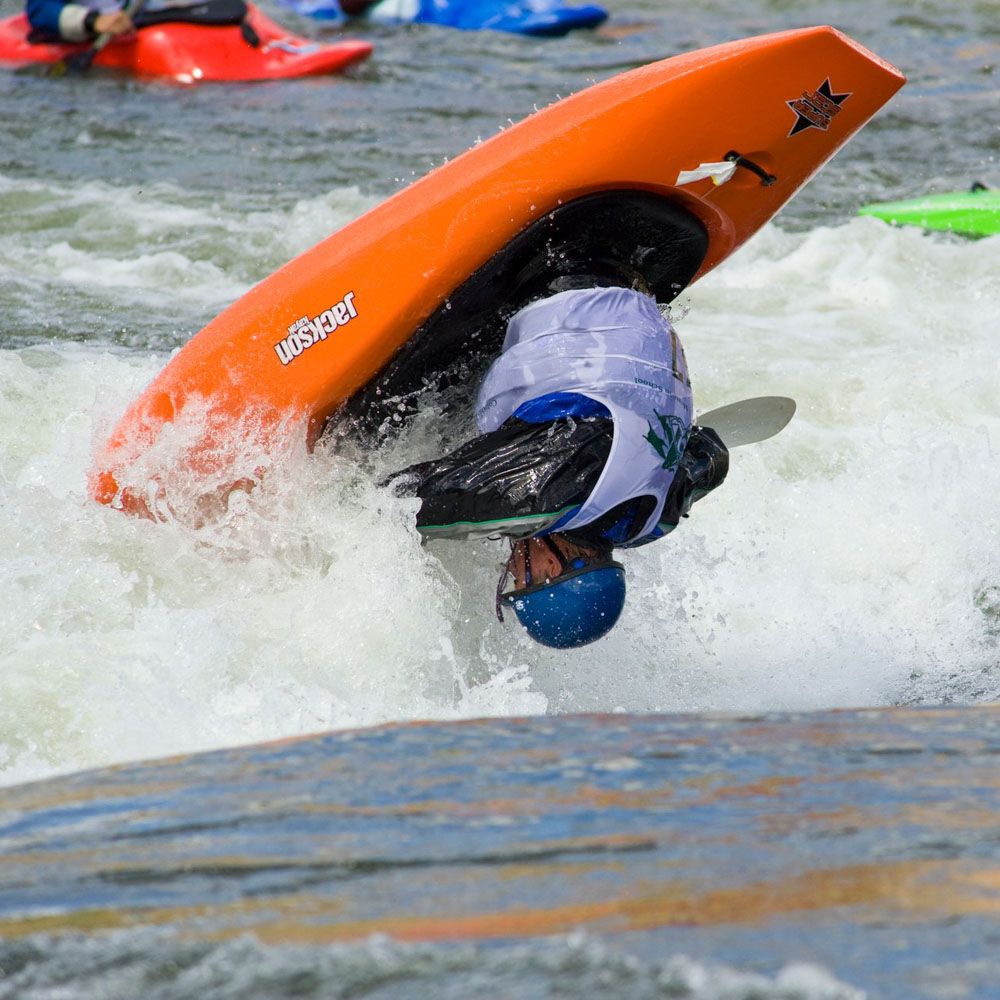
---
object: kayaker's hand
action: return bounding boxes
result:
[93,10,134,35]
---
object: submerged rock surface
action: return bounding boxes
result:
[0,707,997,998]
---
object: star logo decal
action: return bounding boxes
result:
[786,79,852,137]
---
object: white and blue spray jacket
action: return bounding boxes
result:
[473,286,693,545]
[390,285,729,547]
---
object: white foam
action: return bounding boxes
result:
[0,175,377,328]
[1,219,998,786]
[0,929,868,1000]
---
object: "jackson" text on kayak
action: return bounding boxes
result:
[274,291,358,366]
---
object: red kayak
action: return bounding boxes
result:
[0,3,373,82]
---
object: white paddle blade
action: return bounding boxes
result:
[696,396,796,448]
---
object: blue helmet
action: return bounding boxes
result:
[498,538,626,648]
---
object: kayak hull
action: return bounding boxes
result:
[276,0,607,35]
[91,26,905,516]
[0,7,373,82]
[859,189,1000,237]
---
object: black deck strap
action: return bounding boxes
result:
[342,190,709,438]
[725,150,777,187]
[971,181,989,193]
[240,17,260,46]
[27,27,65,44]
[134,0,248,28]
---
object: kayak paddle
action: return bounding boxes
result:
[48,0,147,77]
[696,396,796,448]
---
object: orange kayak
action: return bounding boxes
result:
[91,25,904,517]
[0,6,372,82]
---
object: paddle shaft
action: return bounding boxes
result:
[49,0,148,75]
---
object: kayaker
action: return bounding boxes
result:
[388,281,729,649]
[26,0,133,42]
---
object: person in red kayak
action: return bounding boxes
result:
[26,0,133,42]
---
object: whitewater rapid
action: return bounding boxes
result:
[1,176,998,788]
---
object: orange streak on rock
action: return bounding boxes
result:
[2,860,997,945]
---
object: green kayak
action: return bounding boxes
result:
[859,184,1000,237]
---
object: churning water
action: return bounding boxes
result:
[0,0,997,785]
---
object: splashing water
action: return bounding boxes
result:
[1,173,997,787]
